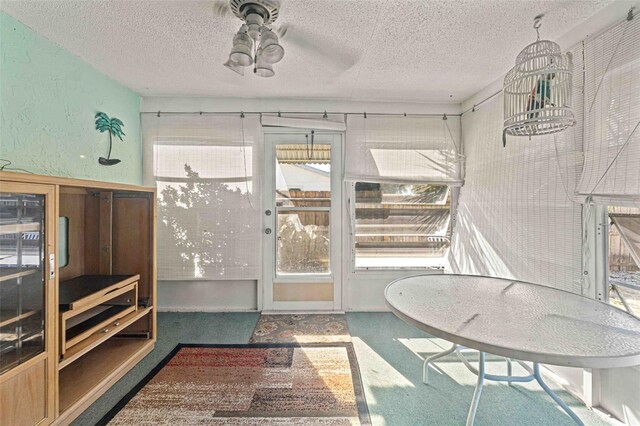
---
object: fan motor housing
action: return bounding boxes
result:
[230,0,281,24]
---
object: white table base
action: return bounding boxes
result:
[423,344,584,426]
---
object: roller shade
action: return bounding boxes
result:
[577,16,640,205]
[142,113,262,280]
[345,115,463,185]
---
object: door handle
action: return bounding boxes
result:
[265,228,272,235]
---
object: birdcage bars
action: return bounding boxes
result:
[503,19,576,146]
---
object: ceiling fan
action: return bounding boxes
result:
[214,0,358,78]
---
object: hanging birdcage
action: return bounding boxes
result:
[503,16,575,147]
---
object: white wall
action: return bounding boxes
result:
[158,280,257,311]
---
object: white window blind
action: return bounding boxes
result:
[142,113,262,280]
[577,16,640,205]
[344,115,463,185]
[448,94,583,294]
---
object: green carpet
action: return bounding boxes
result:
[348,313,611,426]
[72,312,612,425]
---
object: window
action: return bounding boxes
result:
[352,182,452,270]
[275,144,332,275]
[608,206,640,316]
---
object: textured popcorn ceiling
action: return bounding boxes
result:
[0,0,614,103]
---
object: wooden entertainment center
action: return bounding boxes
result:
[0,171,156,425]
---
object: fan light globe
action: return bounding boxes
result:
[224,58,245,75]
[259,28,284,64]
[230,26,254,66]
[255,54,275,77]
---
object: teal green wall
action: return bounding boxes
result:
[0,12,141,184]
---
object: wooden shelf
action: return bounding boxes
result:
[0,222,41,234]
[65,305,132,341]
[0,309,39,328]
[59,274,139,311]
[59,307,152,369]
[0,269,38,283]
[58,338,154,414]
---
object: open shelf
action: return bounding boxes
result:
[59,275,139,311]
[59,307,152,368]
[58,337,154,414]
[65,305,132,341]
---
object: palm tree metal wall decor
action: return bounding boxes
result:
[95,112,125,165]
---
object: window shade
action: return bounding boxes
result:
[142,113,262,280]
[448,94,583,294]
[577,16,640,205]
[344,115,462,185]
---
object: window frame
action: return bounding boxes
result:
[347,182,459,274]
[604,206,640,317]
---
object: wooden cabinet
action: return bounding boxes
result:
[0,172,156,426]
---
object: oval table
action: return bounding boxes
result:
[385,274,640,426]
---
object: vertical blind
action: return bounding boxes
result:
[344,115,463,185]
[142,113,262,280]
[577,16,640,205]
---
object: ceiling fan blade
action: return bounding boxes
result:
[275,23,358,72]
[212,0,231,17]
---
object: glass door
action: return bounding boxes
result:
[263,133,342,311]
[0,181,55,425]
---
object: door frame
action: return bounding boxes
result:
[261,130,343,311]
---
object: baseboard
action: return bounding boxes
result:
[157,307,259,313]
[261,310,346,315]
[347,307,391,312]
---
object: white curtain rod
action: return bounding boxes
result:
[140,111,461,118]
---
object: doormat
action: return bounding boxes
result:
[99,343,370,425]
[250,314,351,343]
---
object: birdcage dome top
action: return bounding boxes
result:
[516,39,562,63]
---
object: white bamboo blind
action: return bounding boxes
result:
[577,16,640,206]
[449,93,583,294]
[142,113,262,280]
[344,115,462,185]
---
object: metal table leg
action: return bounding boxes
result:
[533,363,585,426]
[466,351,485,426]
[422,347,584,425]
[423,343,457,384]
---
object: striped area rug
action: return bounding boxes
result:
[100,343,370,425]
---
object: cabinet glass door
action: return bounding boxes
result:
[0,192,46,374]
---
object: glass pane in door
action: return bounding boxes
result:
[0,193,46,373]
[275,143,331,274]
